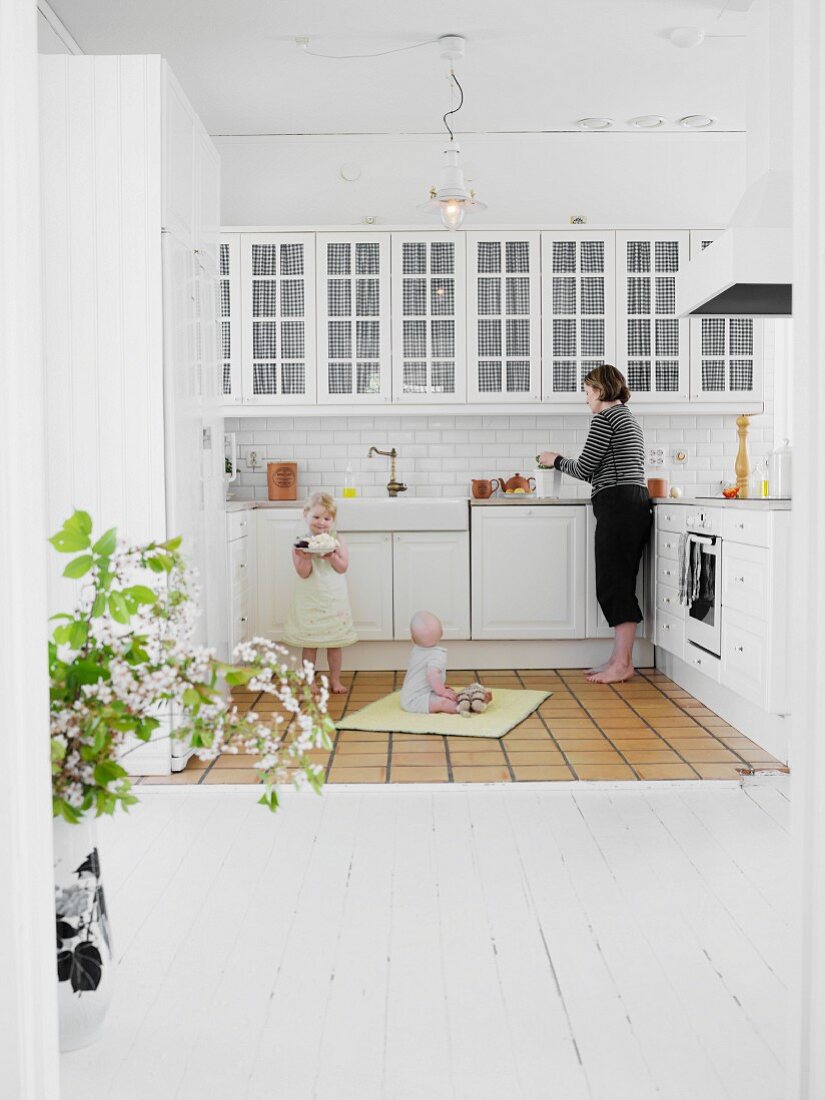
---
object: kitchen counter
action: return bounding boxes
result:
[652,496,792,511]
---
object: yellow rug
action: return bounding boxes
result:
[335,688,551,740]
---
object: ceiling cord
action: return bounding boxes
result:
[299,37,438,60]
[442,69,464,141]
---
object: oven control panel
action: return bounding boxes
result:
[685,508,722,537]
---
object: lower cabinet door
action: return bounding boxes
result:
[255,509,304,639]
[471,506,586,639]
[345,531,394,640]
[392,531,470,640]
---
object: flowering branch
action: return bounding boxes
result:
[49,511,332,823]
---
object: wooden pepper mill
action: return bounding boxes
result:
[735,414,751,499]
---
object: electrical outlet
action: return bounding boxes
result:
[246,450,261,470]
[647,447,665,468]
[672,449,688,465]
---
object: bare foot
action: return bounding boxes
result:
[330,681,348,694]
[587,658,612,674]
[587,661,635,684]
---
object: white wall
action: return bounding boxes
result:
[216,132,746,228]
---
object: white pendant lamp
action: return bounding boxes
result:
[420,35,487,231]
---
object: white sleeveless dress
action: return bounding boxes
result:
[282,542,358,649]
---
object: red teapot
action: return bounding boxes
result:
[499,473,536,495]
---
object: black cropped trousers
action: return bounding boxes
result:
[592,485,653,627]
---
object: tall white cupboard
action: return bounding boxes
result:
[40,55,226,772]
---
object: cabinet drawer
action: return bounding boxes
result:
[722,509,770,547]
[685,642,721,683]
[656,556,681,590]
[655,606,685,661]
[722,543,769,621]
[656,506,687,534]
[656,530,681,561]
[656,581,682,618]
[228,538,249,585]
[722,608,767,708]
[228,511,252,542]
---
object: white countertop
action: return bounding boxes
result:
[227,494,792,512]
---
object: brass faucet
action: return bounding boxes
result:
[367,446,408,497]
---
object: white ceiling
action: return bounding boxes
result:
[48,0,749,137]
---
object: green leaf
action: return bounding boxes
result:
[93,761,128,785]
[67,620,88,649]
[162,535,183,551]
[53,624,72,645]
[146,557,165,573]
[225,667,255,686]
[108,592,129,624]
[49,528,91,553]
[122,592,138,614]
[182,687,201,708]
[65,510,93,536]
[92,528,117,557]
[91,593,106,618]
[127,585,157,605]
[63,554,94,579]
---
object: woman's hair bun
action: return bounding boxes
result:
[583,364,631,404]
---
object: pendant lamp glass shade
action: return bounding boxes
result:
[419,143,487,231]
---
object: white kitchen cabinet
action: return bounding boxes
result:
[584,506,648,639]
[241,233,316,404]
[616,231,690,401]
[471,506,586,638]
[392,531,470,640]
[466,232,541,402]
[255,509,303,638]
[688,231,764,403]
[227,521,251,654]
[541,231,616,402]
[343,531,394,640]
[195,125,221,277]
[219,234,241,400]
[391,233,467,402]
[316,233,392,404]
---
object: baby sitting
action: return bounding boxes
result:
[400,611,493,717]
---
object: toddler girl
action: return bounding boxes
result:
[282,492,357,693]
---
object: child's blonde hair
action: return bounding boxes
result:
[303,490,337,518]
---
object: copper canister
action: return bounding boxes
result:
[646,477,669,499]
[267,461,298,501]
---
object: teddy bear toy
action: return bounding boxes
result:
[455,682,493,717]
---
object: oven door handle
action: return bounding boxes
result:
[689,533,718,553]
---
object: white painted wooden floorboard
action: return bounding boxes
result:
[584,792,784,1099]
[517,791,725,1100]
[59,786,789,1100]
[743,781,791,832]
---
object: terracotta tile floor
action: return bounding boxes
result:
[139,668,788,786]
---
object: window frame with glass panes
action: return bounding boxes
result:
[540,231,617,403]
[316,233,391,404]
[688,230,764,402]
[240,233,316,405]
[390,233,467,403]
[219,234,241,402]
[466,232,541,402]
[615,231,690,401]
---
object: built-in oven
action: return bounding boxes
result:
[684,532,722,657]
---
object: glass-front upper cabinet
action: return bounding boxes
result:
[688,230,764,402]
[219,234,241,402]
[616,231,690,401]
[541,232,616,403]
[390,234,467,402]
[316,234,391,403]
[240,233,316,405]
[466,232,541,402]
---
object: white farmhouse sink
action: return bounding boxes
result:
[335,497,468,531]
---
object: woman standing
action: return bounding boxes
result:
[539,364,652,684]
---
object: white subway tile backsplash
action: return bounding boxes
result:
[225,406,772,500]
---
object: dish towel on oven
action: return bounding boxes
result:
[678,533,701,607]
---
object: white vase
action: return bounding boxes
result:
[53,816,114,1051]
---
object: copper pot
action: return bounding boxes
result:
[471,478,501,499]
[647,477,669,499]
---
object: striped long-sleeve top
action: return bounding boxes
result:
[554,404,646,496]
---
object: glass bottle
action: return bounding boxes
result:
[342,464,357,499]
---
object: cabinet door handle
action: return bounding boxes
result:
[735,522,745,530]
[240,616,248,623]
[239,562,246,569]
[735,644,744,653]
[735,575,745,583]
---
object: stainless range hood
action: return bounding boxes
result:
[677,0,792,317]
[678,170,792,316]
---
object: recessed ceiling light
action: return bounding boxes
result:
[670,26,705,49]
[576,117,614,131]
[679,114,717,129]
[629,115,665,129]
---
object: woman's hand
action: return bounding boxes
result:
[538,451,560,468]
